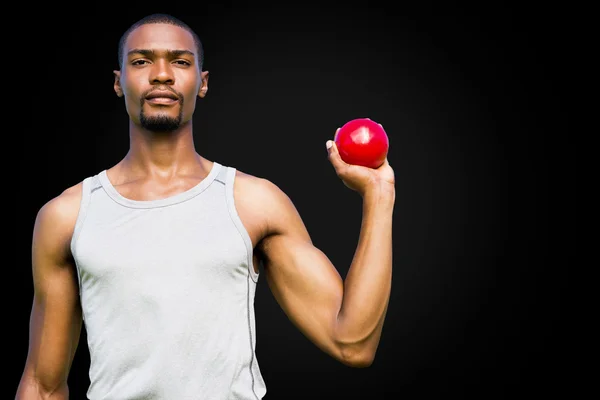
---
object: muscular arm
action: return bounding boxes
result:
[16,185,84,399]
[251,173,394,368]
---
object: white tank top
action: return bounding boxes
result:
[71,162,267,399]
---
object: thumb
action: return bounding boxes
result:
[326,140,347,172]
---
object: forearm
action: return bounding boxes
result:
[336,185,395,358]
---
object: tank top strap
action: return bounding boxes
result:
[214,162,229,185]
[71,176,94,258]
[221,165,260,282]
[70,174,102,297]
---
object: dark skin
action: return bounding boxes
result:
[16,23,395,399]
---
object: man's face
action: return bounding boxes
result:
[114,23,208,132]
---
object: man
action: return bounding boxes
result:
[16,13,395,400]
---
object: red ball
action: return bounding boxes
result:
[334,118,389,169]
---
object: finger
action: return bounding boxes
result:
[377,158,390,169]
[326,140,348,172]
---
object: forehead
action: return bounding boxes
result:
[125,23,196,53]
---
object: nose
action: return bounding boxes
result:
[149,59,174,85]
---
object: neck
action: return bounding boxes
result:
[122,120,204,178]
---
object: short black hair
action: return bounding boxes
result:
[118,13,204,69]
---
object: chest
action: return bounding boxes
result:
[74,202,250,288]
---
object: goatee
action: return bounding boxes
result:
[140,111,183,132]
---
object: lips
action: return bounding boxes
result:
[145,91,179,100]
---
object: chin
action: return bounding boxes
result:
[140,102,184,128]
[140,115,182,132]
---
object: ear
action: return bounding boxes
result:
[113,70,123,97]
[198,70,209,98]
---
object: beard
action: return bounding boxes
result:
[139,90,185,132]
[140,109,183,132]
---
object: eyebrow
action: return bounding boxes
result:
[127,49,196,58]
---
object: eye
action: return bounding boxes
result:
[132,59,150,66]
[174,60,191,66]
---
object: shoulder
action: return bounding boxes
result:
[39,181,84,220]
[232,167,305,237]
[34,181,85,245]
[232,168,294,212]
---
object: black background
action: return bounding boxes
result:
[11,5,570,400]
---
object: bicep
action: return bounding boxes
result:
[258,182,345,360]
[23,197,83,391]
[263,235,344,356]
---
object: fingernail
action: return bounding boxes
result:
[326,140,333,149]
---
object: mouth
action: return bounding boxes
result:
[145,91,180,105]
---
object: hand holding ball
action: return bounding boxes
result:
[334,118,389,169]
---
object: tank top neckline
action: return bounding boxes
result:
[98,162,222,209]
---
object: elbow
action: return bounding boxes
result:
[338,344,375,368]
[16,372,69,400]
[333,325,378,368]
[344,355,375,368]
